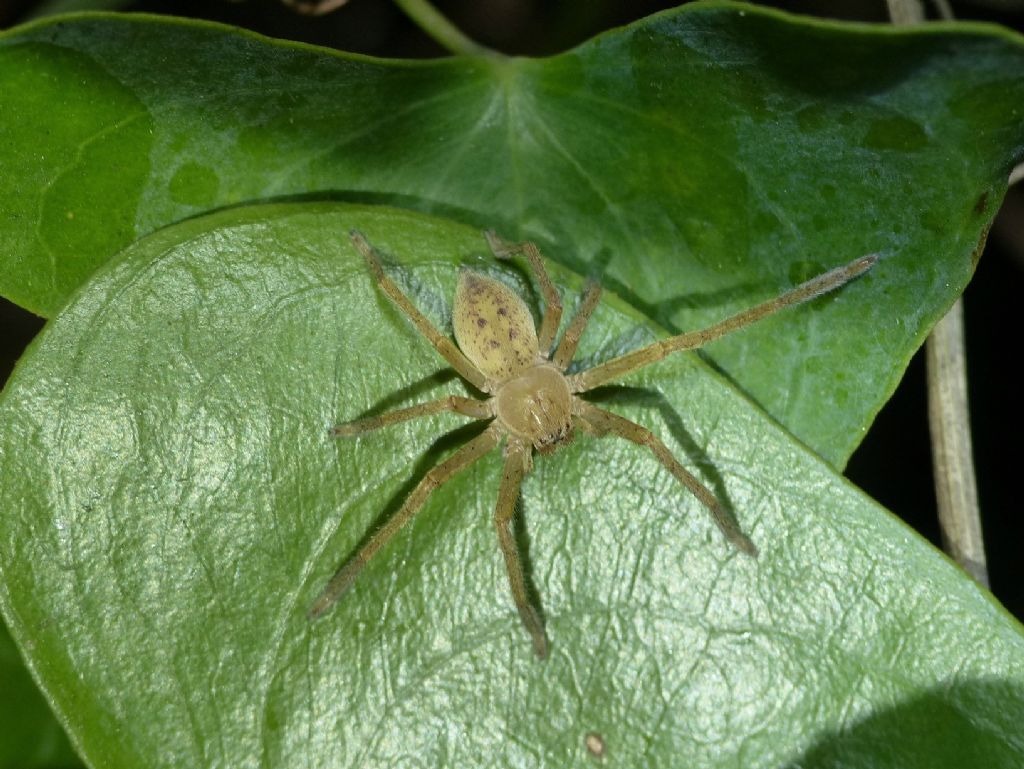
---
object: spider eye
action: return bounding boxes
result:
[453,271,539,381]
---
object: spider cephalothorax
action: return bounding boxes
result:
[493,363,574,453]
[309,228,877,659]
[454,270,576,452]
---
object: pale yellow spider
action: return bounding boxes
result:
[309,229,877,658]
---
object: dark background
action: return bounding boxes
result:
[2,0,1022,624]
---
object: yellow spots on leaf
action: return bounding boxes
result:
[453,270,539,380]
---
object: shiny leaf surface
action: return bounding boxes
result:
[2,4,1024,464]
[1,204,1022,768]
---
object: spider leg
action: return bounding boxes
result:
[350,230,491,392]
[551,280,602,371]
[484,230,563,357]
[308,422,503,619]
[570,253,878,392]
[574,400,758,557]
[331,395,493,437]
[494,437,547,659]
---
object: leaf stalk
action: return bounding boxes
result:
[887,0,988,586]
[926,300,988,586]
[392,0,496,56]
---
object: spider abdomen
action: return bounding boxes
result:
[453,270,540,381]
[495,364,574,452]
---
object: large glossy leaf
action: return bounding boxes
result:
[1,204,1022,769]
[2,4,1024,465]
[0,623,79,769]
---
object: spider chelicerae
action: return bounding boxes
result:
[309,229,877,659]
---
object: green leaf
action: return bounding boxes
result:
[2,3,1024,465]
[1,204,1022,769]
[0,622,80,769]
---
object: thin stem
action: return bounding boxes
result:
[888,0,988,586]
[926,301,988,586]
[392,0,495,56]
[885,0,925,23]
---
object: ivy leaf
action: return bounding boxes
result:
[2,4,1024,465]
[1,204,1022,769]
[0,623,80,769]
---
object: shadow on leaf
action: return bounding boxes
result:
[790,677,1024,769]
